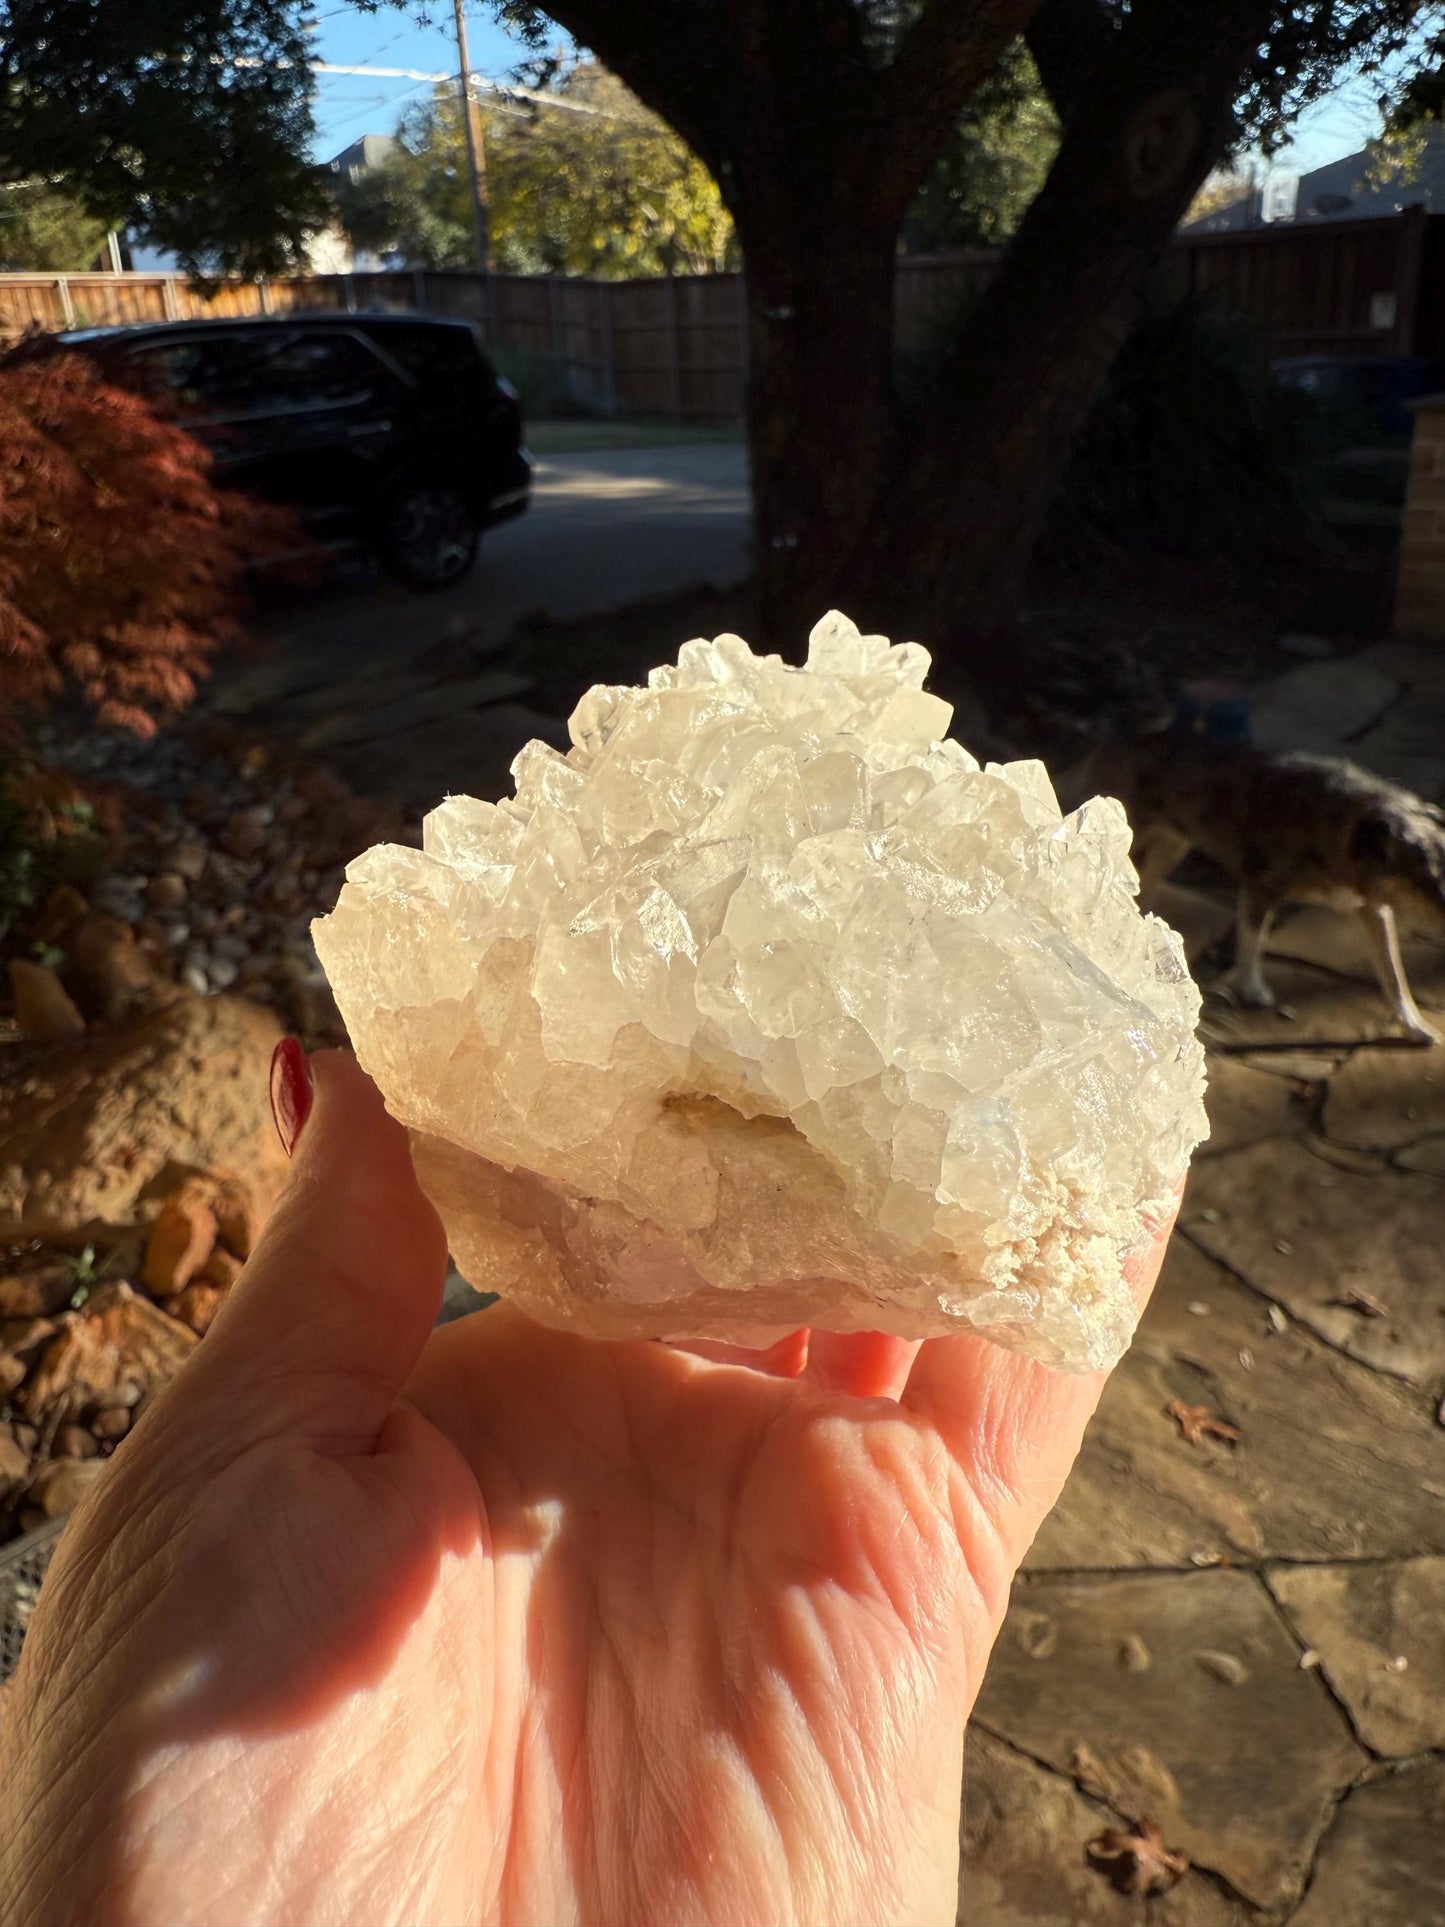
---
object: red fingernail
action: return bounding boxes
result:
[269,1037,313,1158]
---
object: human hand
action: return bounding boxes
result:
[0,1051,1174,1927]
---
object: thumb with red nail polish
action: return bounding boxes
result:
[269,1035,313,1158]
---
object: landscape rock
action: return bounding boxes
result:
[0,1265,77,1318]
[141,1178,219,1294]
[32,882,89,945]
[1030,1238,1445,1567]
[974,1567,1365,1909]
[1267,1558,1445,1756]
[0,991,288,1242]
[0,1425,29,1492]
[145,872,187,912]
[167,1281,224,1336]
[1396,1134,1445,1174]
[65,916,168,1024]
[167,840,208,883]
[8,960,84,1041]
[1,1317,56,1356]
[1289,1757,1445,1926]
[21,1281,197,1422]
[293,668,535,752]
[27,1456,106,1520]
[1321,1048,1445,1150]
[1248,658,1399,758]
[1199,1055,1318,1157]
[199,1246,244,1290]
[1185,1139,1445,1383]
[205,1171,258,1258]
[957,1729,1247,1926]
[54,1423,97,1460]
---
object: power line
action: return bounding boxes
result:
[309,61,619,116]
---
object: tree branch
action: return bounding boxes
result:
[528,0,741,175]
[1024,0,1117,120]
[866,0,1043,218]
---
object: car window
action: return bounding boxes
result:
[121,331,382,419]
[118,338,224,416]
[367,323,489,388]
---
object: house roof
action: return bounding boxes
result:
[1181,125,1445,235]
[325,133,397,178]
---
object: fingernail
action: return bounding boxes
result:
[269,1037,313,1158]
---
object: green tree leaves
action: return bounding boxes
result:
[0,0,327,275]
[334,62,738,277]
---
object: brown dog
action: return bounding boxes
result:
[1085,737,1445,1042]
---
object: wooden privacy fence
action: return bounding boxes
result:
[0,252,997,422]
[3,212,1442,420]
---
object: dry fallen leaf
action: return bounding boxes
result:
[1087,1816,1190,1896]
[1166,1397,1242,1448]
[1334,1287,1387,1318]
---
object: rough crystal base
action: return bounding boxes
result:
[314,613,1207,1371]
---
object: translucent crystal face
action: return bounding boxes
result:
[314,612,1207,1370]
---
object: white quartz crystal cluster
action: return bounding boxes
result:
[314,612,1207,1370]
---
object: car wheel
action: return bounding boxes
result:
[374,475,479,591]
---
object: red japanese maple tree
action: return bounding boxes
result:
[0,351,292,735]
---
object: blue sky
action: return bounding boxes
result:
[306,2,1383,174]
[307,4,553,159]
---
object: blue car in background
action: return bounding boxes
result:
[1270,353,1445,440]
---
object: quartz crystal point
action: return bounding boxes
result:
[313,612,1207,1371]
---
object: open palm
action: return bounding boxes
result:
[0,1057,1169,1927]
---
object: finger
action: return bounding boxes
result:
[186,1050,449,1453]
[665,1328,811,1377]
[806,1331,920,1400]
[901,1197,1178,1572]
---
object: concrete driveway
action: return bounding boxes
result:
[208,444,751,730]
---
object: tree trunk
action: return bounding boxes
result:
[862,0,1273,683]
[742,229,899,646]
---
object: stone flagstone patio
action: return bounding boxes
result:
[961,828,1445,1919]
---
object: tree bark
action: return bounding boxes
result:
[538,0,1041,647]
[740,227,900,643]
[858,0,1276,680]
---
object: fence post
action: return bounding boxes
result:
[667,272,683,424]
[344,275,358,313]
[1394,202,1428,355]
[598,280,616,416]
[162,276,180,321]
[257,277,272,315]
[549,275,565,411]
[412,267,426,311]
[485,271,502,353]
[55,275,74,329]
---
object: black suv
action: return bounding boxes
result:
[52,312,531,590]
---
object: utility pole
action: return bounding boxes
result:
[451,0,491,272]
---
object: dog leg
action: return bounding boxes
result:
[1223,888,1277,1007]
[1360,901,1439,1043]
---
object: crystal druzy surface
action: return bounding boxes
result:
[314,613,1207,1370]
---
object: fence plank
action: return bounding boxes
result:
[4,215,1440,416]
